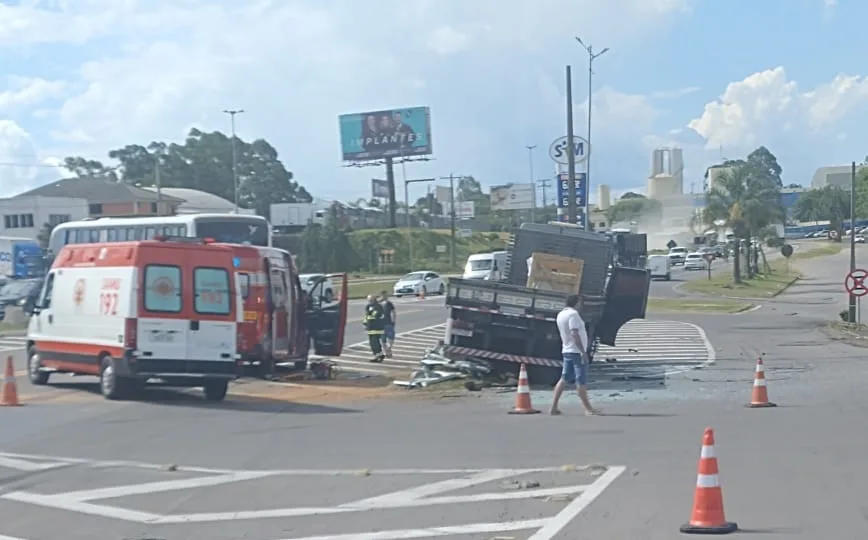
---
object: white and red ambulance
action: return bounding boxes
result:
[25,238,243,401]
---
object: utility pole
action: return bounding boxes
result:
[223,109,244,213]
[403,175,436,270]
[565,65,577,224]
[850,161,857,323]
[575,36,609,230]
[449,174,456,266]
[526,145,536,223]
[154,153,162,216]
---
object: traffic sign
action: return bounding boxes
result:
[845,269,868,297]
[555,173,587,208]
[780,244,794,258]
[549,136,590,165]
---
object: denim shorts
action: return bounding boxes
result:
[561,353,588,386]
[383,325,395,340]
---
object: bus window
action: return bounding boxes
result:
[144,227,156,240]
[107,228,118,242]
[89,229,100,243]
[178,224,188,236]
[131,227,143,240]
[65,230,76,244]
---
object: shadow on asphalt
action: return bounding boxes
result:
[44,382,360,414]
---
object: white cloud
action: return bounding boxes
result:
[0,77,66,112]
[0,120,66,196]
[688,67,868,150]
[650,86,702,99]
[426,27,469,55]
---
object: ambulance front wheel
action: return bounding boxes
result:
[27,347,50,385]
[203,380,229,402]
[99,355,129,400]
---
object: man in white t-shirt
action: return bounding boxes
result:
[550,294,600,416]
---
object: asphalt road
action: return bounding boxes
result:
[3,243,862,539]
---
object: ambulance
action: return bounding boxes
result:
[227,244,348,376]
[25,238,244,401]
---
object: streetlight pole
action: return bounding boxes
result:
[526,145,536,223]
[223,109,245,212]
[575,37,609,230]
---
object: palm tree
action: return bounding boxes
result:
[705,164,783,283]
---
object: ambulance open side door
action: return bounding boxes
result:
[304,273,348,356]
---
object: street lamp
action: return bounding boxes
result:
[223,109,245,212]
[526,145,537,223]
[575,37,609,230]
[404,176,437,269]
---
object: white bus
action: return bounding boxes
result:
[48,213,271,254]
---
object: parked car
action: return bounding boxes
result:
[668,246,688,266]
[299,273,335,302]
[856,235,866,244]
[0,278,43,321]
[684,252,709,271]
[393,271,444,298]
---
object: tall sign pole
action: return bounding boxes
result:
[565,66,577,224]
[850,161,858,323]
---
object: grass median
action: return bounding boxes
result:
[347,280,395,299]
[647,297,754,313]
[681,243,843,299]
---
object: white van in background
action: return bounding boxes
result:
[463,251,508,281]
[646,254,671,281]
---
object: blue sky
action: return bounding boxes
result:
[1,0,866,205]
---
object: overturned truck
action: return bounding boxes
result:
[441,223,651,384]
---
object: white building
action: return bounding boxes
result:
[0,196,89,241]
[812,165,866,189]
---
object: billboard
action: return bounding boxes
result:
[339,106,432,161]
[442,201,475,220]
[556,173,587,208]
[490,183,535,211]
[371,178,390,198]
[434,185,452,204]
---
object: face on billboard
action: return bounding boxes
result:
[339,106,432,162]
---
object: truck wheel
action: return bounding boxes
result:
[294,358,308,371]
[665,273,671,281]
[99,356,128,400]
[27,347,49,385]
[203,380,229,402]
[438,283,445,294]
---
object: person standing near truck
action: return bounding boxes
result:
[380,290,396,358]
[363,294,386,363]
[550,294,601,416]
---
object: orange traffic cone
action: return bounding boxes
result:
[2,356,21,407]
[746,356,776,408]
[417,287,426,300]
[681,427,737,534]
[508,364,540,415]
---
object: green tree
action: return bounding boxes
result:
[746,146,783,187]
[414,193,442,217]
[794,186,849,239]
[607,194,662,225]
[65,128,311,219]
[705,162,783,282]
[37,222,55,250]
[62,157,116,179]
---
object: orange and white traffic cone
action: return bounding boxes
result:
[508,364,540,415]
[746,356,776,408]
[680,427,737,534]
[417,287,426,300]
[2,356,21,407]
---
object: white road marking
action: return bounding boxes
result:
[0,452,621,537]
[527,466,625,540]
[0,456,73,472]
[273,519,550,540]
[0,535,33,540]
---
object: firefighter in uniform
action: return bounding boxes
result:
[363,294,386,363]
